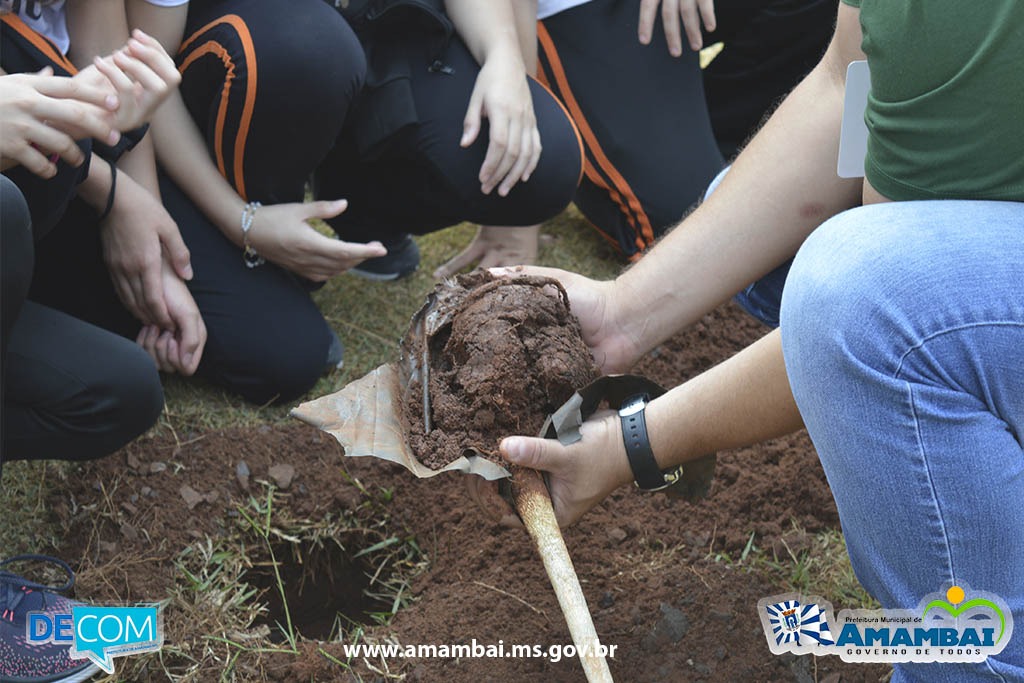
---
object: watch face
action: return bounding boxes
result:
[618,393,648,417]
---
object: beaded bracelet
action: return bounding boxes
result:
[241,201,264,268]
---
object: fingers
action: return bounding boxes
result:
[478,108,510,194]
[638,0,660,44]
[32,96,119,147]
[461,86,484,149]
[523,127,541,183]
[500,436,557,474]
[660,0,685,56]
[172,308,206,376]
[678,0,704,51]
[136,325,172,373]
[303,198,349,221]
[699,0,717,34]
[11,142,59,179]
[487,113,521,196]
[497,122,536,197]
[112,49,170,99]
[126,30,181,88]
[33,74,120,116]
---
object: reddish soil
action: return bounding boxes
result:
[404,271,598,468]
[49,301,891,682]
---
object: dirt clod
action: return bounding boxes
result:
[404,271,599,468]
[268,463,295,489]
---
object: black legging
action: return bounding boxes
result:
[0,176,163,468]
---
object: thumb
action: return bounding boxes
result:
[159,224,193,280]
[500,436,559,473]
[305,198,348,221]
[462,89,483,148]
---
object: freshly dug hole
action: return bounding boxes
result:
[405,271,599,470]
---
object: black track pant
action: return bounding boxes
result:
[0,176,163,470]
[538,0,835,258]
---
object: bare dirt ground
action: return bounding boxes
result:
[51,302,891,682]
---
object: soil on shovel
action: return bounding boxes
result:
[44,301,893,682]
[404,271,599,469]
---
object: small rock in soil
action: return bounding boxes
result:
[820,673,842,683]
[236,460,251,491]
[607,527,628,544]
[119,523,139,542]
[709,604,733,621]
[126,452,141,470]
[641,603,690,651]
[179,485,204,509]
[148,461,167,474]
[268,464,295,489]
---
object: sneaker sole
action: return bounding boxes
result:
[348,264,419,282]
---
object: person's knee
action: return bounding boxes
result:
[780,207,903,380]
[205,325,331,405]
[249,3,365,105]
[90,346,164,458]
[1,177,34,318]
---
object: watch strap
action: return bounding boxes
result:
[620,394,681,491]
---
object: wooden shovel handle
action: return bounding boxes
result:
[511,468,614,683]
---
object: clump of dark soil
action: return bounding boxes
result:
[404,271,599,469]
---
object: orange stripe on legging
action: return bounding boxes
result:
[532,75,585,187]
[1,14,78,74]
[178,43,235,187]
[178,14,257,200]
[537,58,643,253]
[536,21,655,252]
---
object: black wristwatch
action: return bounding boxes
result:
[618,393,684,491]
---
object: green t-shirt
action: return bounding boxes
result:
[841,0,1024,201]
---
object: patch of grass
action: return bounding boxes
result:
[705,522,877,610]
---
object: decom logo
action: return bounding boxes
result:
[758,584,1013,664]
[27,604,163,674]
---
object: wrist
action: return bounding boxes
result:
[618,393,685,491]
[602,278,644,370]
[604,416,636,490]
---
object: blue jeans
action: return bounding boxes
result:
[780,200,1024,683]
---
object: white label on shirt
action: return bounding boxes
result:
[837,60,871,178]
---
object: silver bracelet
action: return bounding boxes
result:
[241,201,264,268]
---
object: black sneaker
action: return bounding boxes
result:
[324,328,344,373]
[349,235,420,281]
[0,555,100,683]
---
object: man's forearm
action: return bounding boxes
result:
[610,5,865,357]
[646,329,803,468]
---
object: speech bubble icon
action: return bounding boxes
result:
[69,605,163,674]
